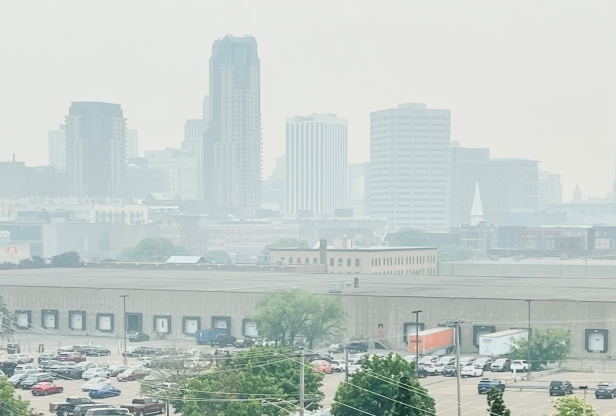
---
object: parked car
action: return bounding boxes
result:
[312,360,334,374]
[549,380,573,396]
[461,365,483,377]
[107,365,129,377]
[473,358,494,371]
[510,360,530,372]
[327,343,345,354]
[478,378,505,394]
[416,365,428,378]
[82,346,112,357]
[21,372,54,389]
[8,372,28,387]
[121,398,166,415]
[75,405,117,416]
[85,409,128,416]
[82,368,111,380]
[49,397,98,416]
[419,356,438,365]
[423,363,444,376]
[490,358,511,372]
[595,382,616,399]
[331,360,347,372]
[458,357,476,367]
[40,360,63,370]
[38,353,59,364]
[8,354,34,364]
[58,352,86,363]
[210,334,237,347]
[234,339,255,348]
[346,342,368,354]
[49,362,81,379]
[31,381,64,396]
[1,360,18,376]
[14,364,39,375]
[443,365,458,376]
[135,357,153,368]
[128,332,150,342]
[58,346,88,354]
[438,356,456,366]
[117,368,149,382]
[82,377,110,392]
[88,383,122,399]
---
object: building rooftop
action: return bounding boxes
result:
[0,267,614,303]
[270,246,436,252]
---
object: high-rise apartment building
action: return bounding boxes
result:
[48,125,67,171]
[370,103,451,230]
[126,129,138,159]
[538,170,562,210]
[286,114,347,215]
[205,35,261,216]
[66,102,126,198]
[145,148,200,200]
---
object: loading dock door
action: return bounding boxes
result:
[15,312,29,328]
[70,313,84,330]
[43,313,56,329]
[99,315,112,331]
[589,332,606,352]
[156,317,169,333]
[184,319,199,334]
[213,318,227,329]
[244,320,258,337]
[126,313,142,332]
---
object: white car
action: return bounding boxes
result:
[403,355,418,363]
[8,354,34,364]
[460,365,483,377]
[510,360,530,372]
[423,363,444,375]
[82,377,109,391]
[136,357,153,367]
[348,364,361,375]
[349,353,367,365]
[419,356,438,364]
[13,364,38,374]
[458,357,476,367]
[438,356,456,365]
[82,367,111,380]
[331,360,347,372]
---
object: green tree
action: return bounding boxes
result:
[0,377,31,416]
[18,255,47,268]
[550,395,598,416]
[486,387,510,416]
[437,245,473,263]
[332,354,435,416]
[51,251,83,267]
[396,229,429,247]
[252,289,346,348]
[508,328,570,369]
[179,347,324,416]
[120,237,190,261]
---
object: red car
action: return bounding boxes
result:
[117,367,149,382]
[31,382,64,396]
[57,353,86,363]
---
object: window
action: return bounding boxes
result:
[289,258,294,264]
[330,258,334,266]
[313,258,318,264]
[338,258,343,266]
[347,258,351,267]
[355,259,360,267]
[305,258,310,264]
[281,257,285,261]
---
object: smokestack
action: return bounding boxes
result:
[319,239,327,265]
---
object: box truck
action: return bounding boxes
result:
[478,329,529,357]
[195,328,227,345]
[408,327,455,356]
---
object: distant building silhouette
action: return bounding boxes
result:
[126,129,138,159]
[48,124,67,171]
[66,102,126,198]
[286,114,347,215]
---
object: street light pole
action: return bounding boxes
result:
[454,321,463,416]
[299,348,305,416]
[526,300,531,380]
[411,310,422,378]
[120,295,129,363]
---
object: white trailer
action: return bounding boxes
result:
[478,329,529,357]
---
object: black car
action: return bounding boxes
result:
[211,334,237,347]
[443,365,457,377]
[82,346,111,356]
[38,353,58,364]
[128,332,150,342]
[40,359,62,370]
[234,338,255,348]
[549,380,573,396]
[416,365,428,378]
[347,342,369,354]
[1,361,18,377]
[595,382,616,399]
[21,372,54,389]
[7,372,28,387]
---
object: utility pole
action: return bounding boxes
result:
[454,321,462,416]
[345,347,349,383]
[411,310,423,378]
[120,295,129,365]
[299,348,305,416]
[526,299,531,380]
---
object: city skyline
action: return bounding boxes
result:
[1,1,615,200]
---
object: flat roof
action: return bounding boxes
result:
[270,246,436,252]
[443,258,616,266]
[0,267,615,302]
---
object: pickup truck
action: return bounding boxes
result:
[49,397,99,416]
[121,398,166,416]
[211,334,237,347]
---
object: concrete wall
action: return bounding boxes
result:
[2,285,615,359]
[439,261,616,278]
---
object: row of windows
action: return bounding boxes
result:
[371,255,435,267]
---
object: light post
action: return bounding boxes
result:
[579,385,588,416]
[120,295,129,364]
[411,310,422,378]
[526,299,531,380]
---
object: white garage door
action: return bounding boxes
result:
[43,313,56,329]
[588,332,606,352]
[213,319,227,329]
[98,315,112,331]
[15,313,28,328]
[184,319,198,334]
[70,313,84,330]
[156,317,169,333]
[244,320,258,337]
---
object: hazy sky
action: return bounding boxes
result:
[1,1,615,200]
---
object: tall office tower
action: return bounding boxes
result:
[286,114,347,215]
[66,102,126,198]
[205,35,261,216]
[126,129,138,158]
[48,124,67,171]
[183,96,210,200]
[348,163,370,216]
[370,103,451,230]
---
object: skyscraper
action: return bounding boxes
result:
[126,129,138,159]
[286,114,347,215]
[205,35,261,216]
[66,102,126,198]
[48,124,67,171]
[370,103,451,230]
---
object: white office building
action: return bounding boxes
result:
[370,103,451,230]
[286,114,347,215]
[126,129,138,158]
[145,148,200,200]
[48,125,67,171]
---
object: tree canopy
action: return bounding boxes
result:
[332,353,435,416]
[51,251,83,267]
[178,347,324,416]
[396,229,429,247]
[486,387,510,416]
[508,328,570,369]
[550,395,598,416]
[120,237,190,261]
[252,289,346,348]
[437,245,473,263]
[0,377,31,416]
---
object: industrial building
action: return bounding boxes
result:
[1,266,615,358]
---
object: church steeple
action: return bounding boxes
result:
[470,182,485,226]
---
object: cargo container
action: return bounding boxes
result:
[408,327,455,356]
[195,328,227,345]
[478,329,529,357]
